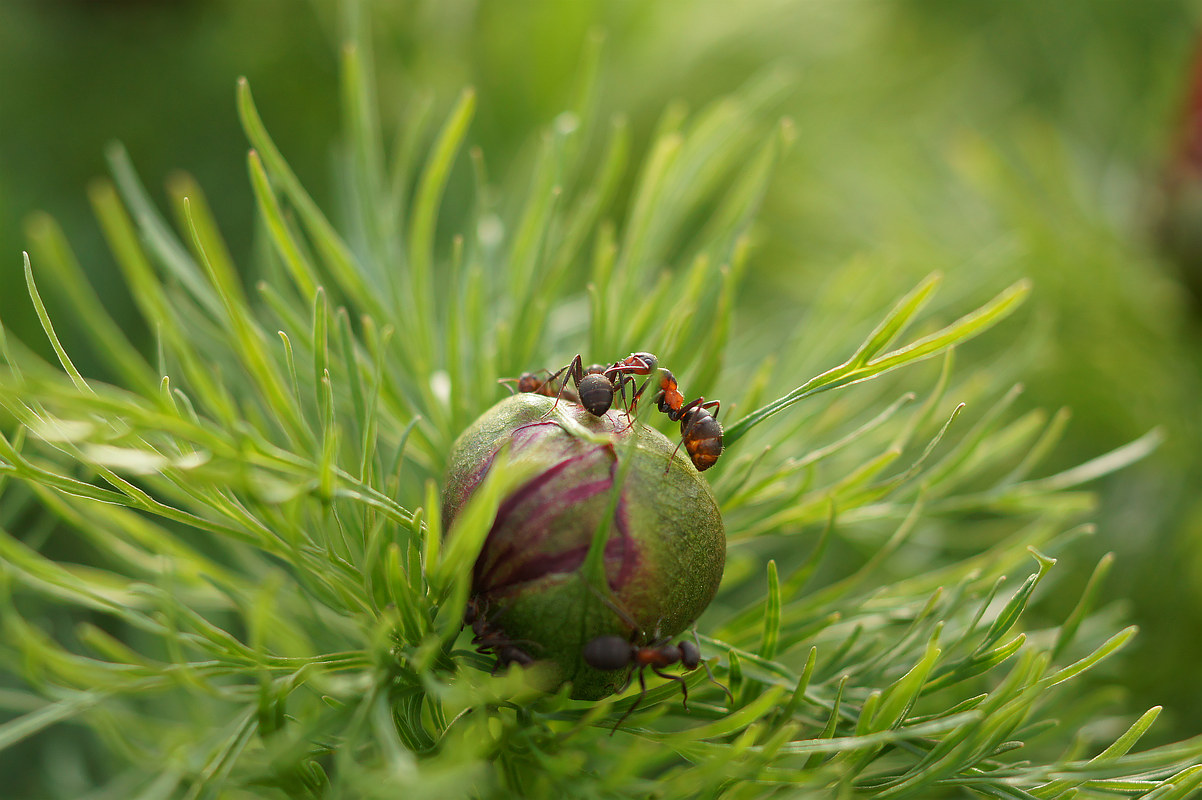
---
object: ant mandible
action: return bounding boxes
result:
[582,632,729,734]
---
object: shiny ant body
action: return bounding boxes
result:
[582,631,729,734]
[549,352,660,418]
[507,352,724,471]
[674,404,724,472]
[651,368,724,472]
[579,582,728,734]
[463,598,534,670]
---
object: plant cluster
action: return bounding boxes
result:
[1,27,1201,800]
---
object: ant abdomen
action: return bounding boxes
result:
[582,635,635,671]
[680,407,723,472]
[578,373,617,416]
[581,631,729,733]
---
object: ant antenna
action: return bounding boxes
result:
[691,627,733,704]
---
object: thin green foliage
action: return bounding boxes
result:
[0,16,1195,800]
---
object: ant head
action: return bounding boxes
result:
[632,352,659,374]
[678,639,701,670]
[583,635,634,671]
[578,373,615,416]
[584,363,607,375]
[517,372,542,393]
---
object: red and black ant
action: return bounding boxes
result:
[651,368,724,472]
[577,580,727,733]
[464,598,535,671]
[498,369,580,404]
[582,631,730,733]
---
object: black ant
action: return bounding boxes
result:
[582,631,730,734]
[577,582,730,734]
[464,598,535,671]
[549,352,660,418]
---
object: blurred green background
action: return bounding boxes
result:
[3,0,1202,739]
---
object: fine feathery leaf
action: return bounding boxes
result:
[724,278,1031,447]
[0,16,1192,799]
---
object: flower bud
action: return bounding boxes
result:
[442,393,726,700]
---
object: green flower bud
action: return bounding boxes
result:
[442,393,726,700]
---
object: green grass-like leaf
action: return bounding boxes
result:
[0,15,1194,799]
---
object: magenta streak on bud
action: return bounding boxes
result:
[484,536,632,595]
[443,421,571,523]
[472,445,637,595]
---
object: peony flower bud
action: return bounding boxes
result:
[442,393,726,700]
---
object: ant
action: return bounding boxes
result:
[549,352,660,418]
[582,631,730,734]
[463,598,535,671]
[651,368,724,472]
[577,580,727,734]
[511,354,725,471]
[498,369,579,404]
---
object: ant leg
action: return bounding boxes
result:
[691,628,733,704]
[475,631,539,650]
[496,646,534,670]
[548,359,575,394]
[604,355,654,416]
[666,442,685,474]
[652,665,690,710]
[672,396,720,422]
[666,415,700,472]
[612,373,631,415]
[626,375,653,418]
[610,667,648,735]
[615,376,652,432]
[548,355,583,412]
[533,368,568,398]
